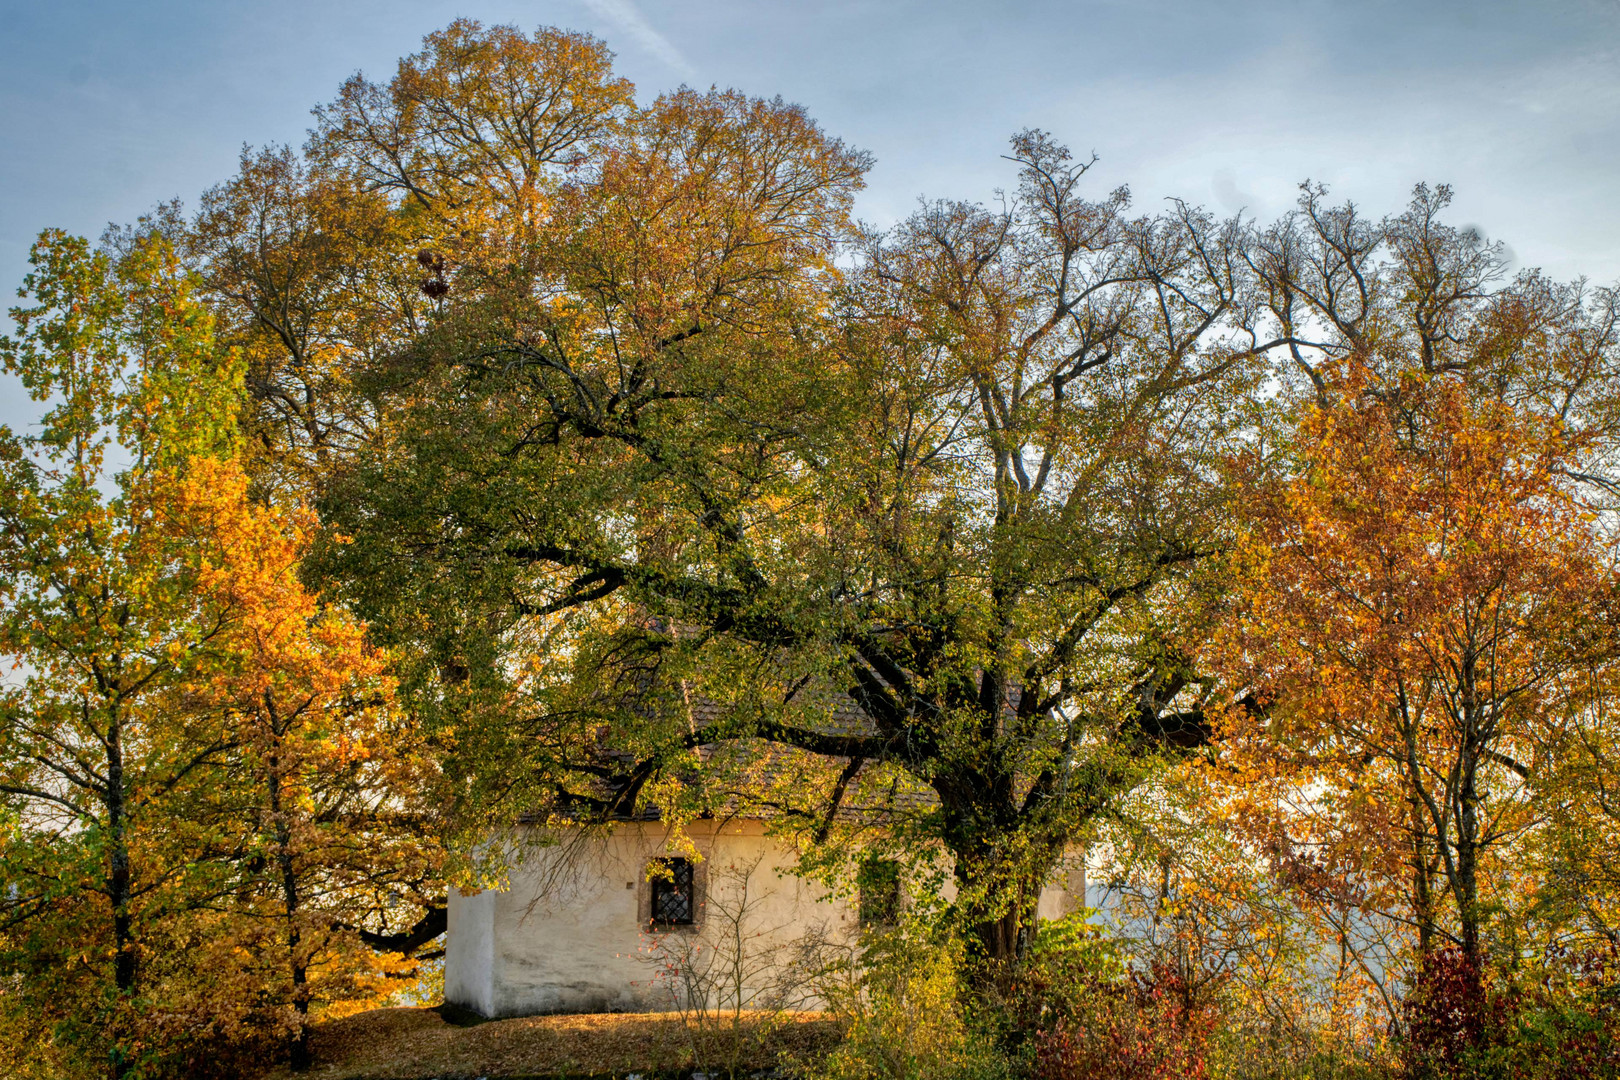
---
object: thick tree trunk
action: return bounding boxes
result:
[932,682,1075,989]
[949,821,1052,988]
[970,906,1026,970]
[959,869,1050,1002]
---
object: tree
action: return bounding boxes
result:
[1213,364,1615,1014]
[0,230,245,1077]
[0,228,446,1077]
[189,144,422,501]
[177,457,444,1070]
[817,136,1266,969]
[1248,181,1620,440]
[309,19,633,288]
[1204,182,1620,1032]
[310,22,875,851]
[312,24,1269,984]
[1532,679,1620,952]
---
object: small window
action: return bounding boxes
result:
[857,857,901,926]
[650,858,695,925]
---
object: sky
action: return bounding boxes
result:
[3,0,1620,430]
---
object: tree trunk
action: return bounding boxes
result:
[1409,796,1436,962]
[1452,698,1485,1016]
[950,823,1051,989]
[269,750,312,1072]
[1454,702,1483,972]
[970,906,1025,971]
[106,709,136,1080]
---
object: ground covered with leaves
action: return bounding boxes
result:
[262,1007,842,1079]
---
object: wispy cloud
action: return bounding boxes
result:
[584,0,697,81]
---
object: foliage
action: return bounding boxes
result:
[0,229,248,1076]
[809,922,1015,1080]
[1211,362,1617,1024]
[1030,962,1217,1080]
[0,231,441,1076]
[309,21,1267,983]
[184,456,443,1067]
[1003,915,1213,1080]
[189,144,419,501]
[1014,911,1128,1010]
[7,17,1620,1080]
[1396,946,1620,1079]
[1083,769,1396,1078]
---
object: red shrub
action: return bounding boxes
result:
[1401,946,1620,1080]
[1033,964,1217,1080]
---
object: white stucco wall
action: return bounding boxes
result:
[445,819,1086,1018]
[443,887,496,1016]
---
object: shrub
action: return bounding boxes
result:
[1398,946,1620,1080]
[1029,960,1217,1080]
[1010,915,1216,1080]
[808,923,1014,1080]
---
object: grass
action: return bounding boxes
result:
[261,1006,843,1079]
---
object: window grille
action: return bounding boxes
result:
[650,858,695,925]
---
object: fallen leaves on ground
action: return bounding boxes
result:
[262,1006,843,1078]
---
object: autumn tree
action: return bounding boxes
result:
[188,144,423,501]
[181,24,650,862]
[305,19,1277,984]
[309,18,633,293]
[0,227,446,1076]
[0,231,247,1077]
[1214,362,1616,1026]
[1248,181,1620,437]
[1196,182,1620,1022]
[818,138,1270,969]
[161,458,440,1070]
[1531,675,1620,954]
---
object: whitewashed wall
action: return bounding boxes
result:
[445,819,1086,1018]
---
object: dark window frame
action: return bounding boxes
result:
[649,857,696,926]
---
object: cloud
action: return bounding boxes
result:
[583,0,696,81]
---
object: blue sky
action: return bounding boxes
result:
[3,0,1619,428]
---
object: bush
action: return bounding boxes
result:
[1029,961,1217,1080]
[1009,915,1216,1080]
[1399,947,1620,1080]
[808,923,1014,1080]
[1207,1024,1388,1080]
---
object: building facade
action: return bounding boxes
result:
[444,817,1087,1018]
